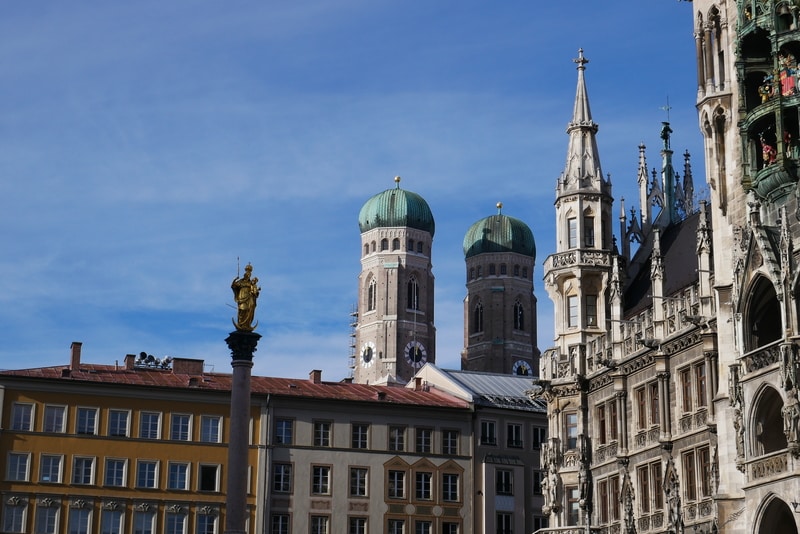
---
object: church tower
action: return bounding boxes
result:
[544,49,615,364]
[461,202,539,375]
[353,177,436,384]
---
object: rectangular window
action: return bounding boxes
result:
[638,466,650,513]
[196,514,216,534]
[312,465,331,495]
[2,502,25,533]
[104,458,126,487]
[273,463,292,493]
[198,464,219,491]
[389,426,406,451]
[388,470,406,499]
[586,294,598,327]
[352,423,369,449]
[507,423,523,448]
[274,418,293,445]
[567,485,580,525]
[388,519,405,534]
[139,412,161,439]
[567,295,579,327]
[496,469,513,495]
[36,506,58,534]
[349,517,367,534]
[40,454,62,483]
[532,426,547,449]
[442,473,459,501]
[415,520,432,534]
[598,478,609,524]
[597,404,607,445]
[314,421,332,447]
[568,217,578,248]
[168,462,189,490]
[136,460,158,488]
[584,216,595,247]
[165,512,186,534]
[7,452,29,481]
[683,450,697,501]
[310,516,329,534]
[699,446,711,497]
[649,382,660,425]
[609,475,620,521]
[443,429,459,455]
[43,405,66,433]
[133,510,155,534]
[480,420,496,445]
[415,472,432,500]
[609,399,618,441]
[636,387,647,429]
[11,403,33,431]
[497,512,513,534]
[443,523,460,534]
[108,410,129,437]
[695,362,707,407]
[350,467,368,497]
[200,416,221,443]
[566,412,578,449]
[68,508,90,534]
[72,456,95,485]
[76,407,97,435]
[652,463,664,510]
[271,515,289,534]
[100,509,123,534]
[533,469,543,494]
[170,414,191,441]
[415,427,432,453]
[681,368,693,413]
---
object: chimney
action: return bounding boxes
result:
[414,377,423,391]
[124,354,136,370]
[309,369,322,384]
[70,342,82,370]
[377,391,387,401]
[172,358,204,375]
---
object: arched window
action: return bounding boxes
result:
[489,264,496,276]
[757,497,798,534]
[417,242,423,253]
[477,266,482,278]
[752,386,787,456]
[363,244,369,256]
[513,301,524,330]
[522,267,528,279]
[500,264,507,275]
[407,276,420,311]
[469,268,475,281]
[746,277,782,351]
[513,265,520,276]
[473,302,484,333]
[367,279,377,312]
[408,239,414,251]
[380,238,389,251]
[371,241,376,253]
[392,238,400,251]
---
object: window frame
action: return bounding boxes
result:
[108,409,130,438]
[312,465,331,495]
[72,456,95,485]
[389,426,406,451]
[43,405,66,433]
[167,461,190,490]
[170,413,191,441]
[198,463,220,492]
[135,459,158,489]
[415,427,433,453]
[442,472,460,502]
[274,418,293,445]
[351,423,369,449]
[76,407,98,435]
[104,458,127,487]
[40,454,63,484]
[200,415,222,443]
[349,467,368,497]
[7,452,30,481]
[272,462,293,494]
[314,420,332,447]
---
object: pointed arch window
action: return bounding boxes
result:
[513,301,525,331]
[407,276,420,311]
[473,302,484,333]
[367,279,377,312]
[746,277,781,351]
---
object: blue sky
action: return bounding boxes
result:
[0,1,703,379]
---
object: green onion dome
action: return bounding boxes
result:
[463,202,535,260]
[358,177,435,236]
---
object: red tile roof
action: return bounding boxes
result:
[0,364,470,409]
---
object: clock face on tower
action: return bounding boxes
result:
[404,340,428,369]
[513,360,532,376]
[360,342,376,367]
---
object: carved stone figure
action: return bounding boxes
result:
[782,389,800,446]
[734,408,746,458]
[232,263,261,331]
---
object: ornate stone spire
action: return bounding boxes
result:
[559,49,607,195]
